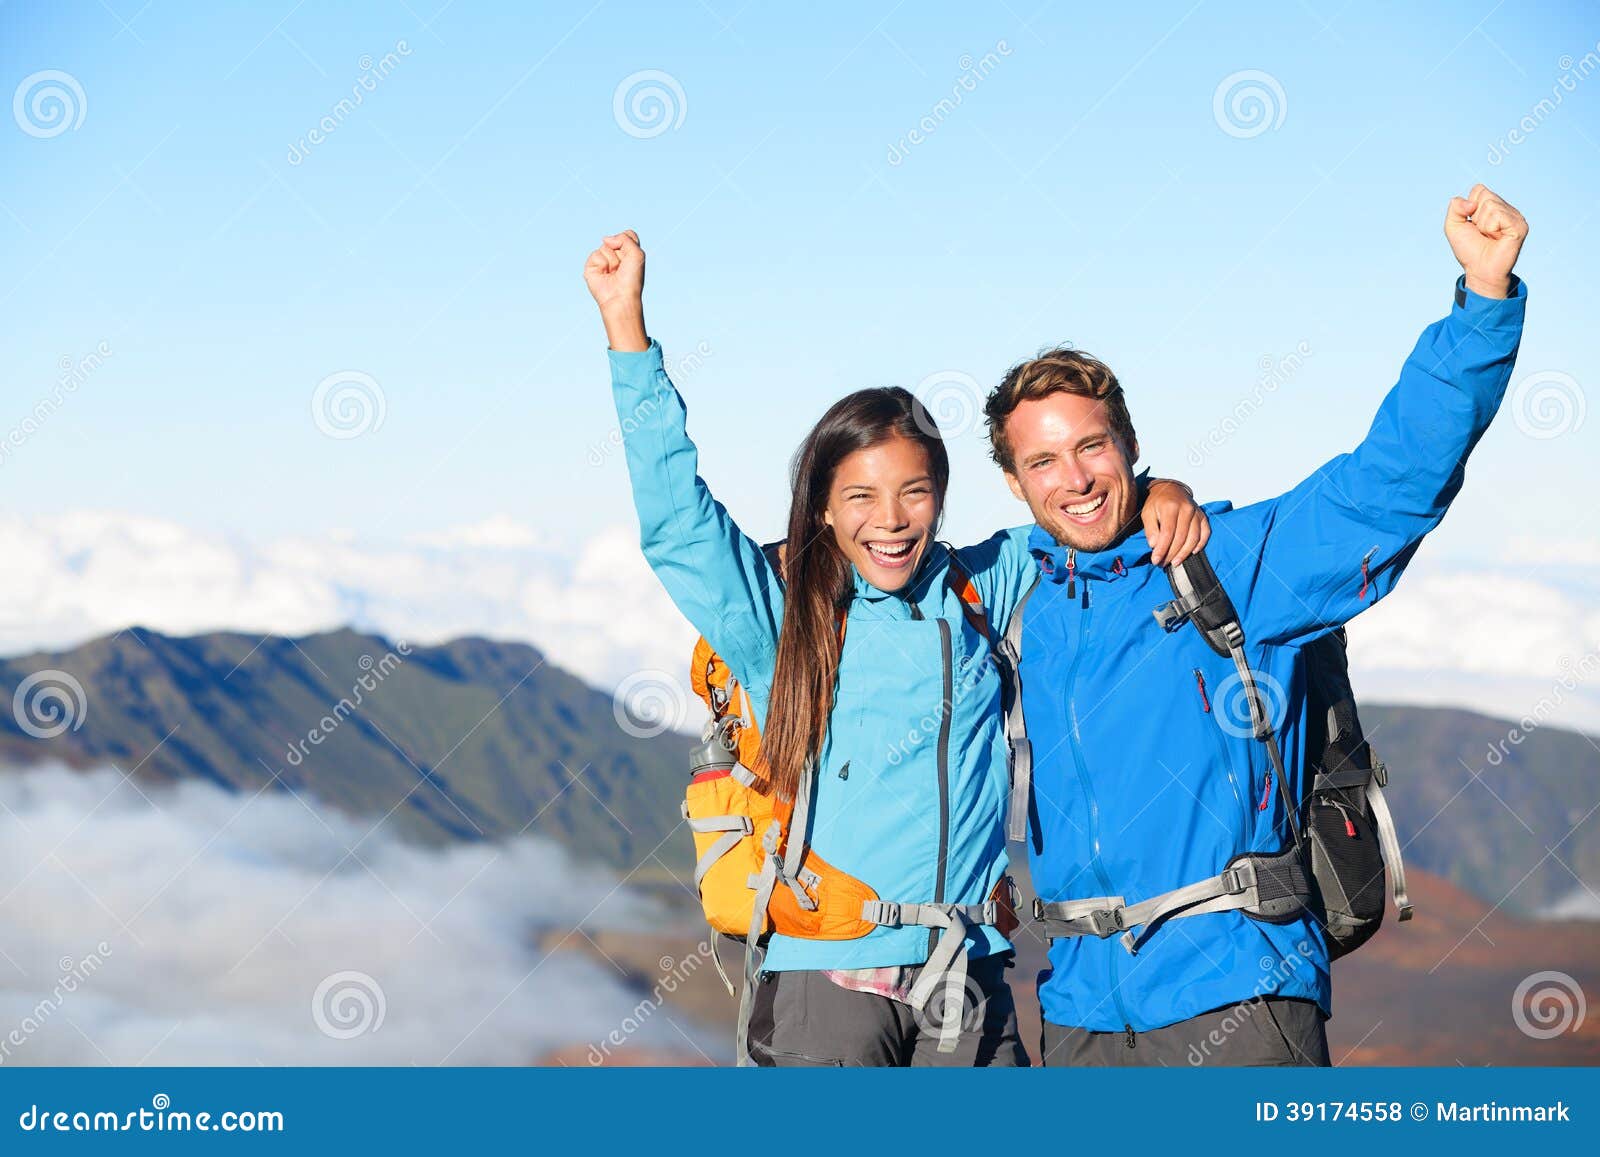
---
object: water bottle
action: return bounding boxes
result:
[689,718,737,780]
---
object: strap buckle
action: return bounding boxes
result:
[1371,760,1388,788]
[863,900,901,927]
[1152,598,1190,632]
[1087,907,1125,938]
[1220,865,1249,896]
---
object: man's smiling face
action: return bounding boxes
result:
[1001,392,1141,551]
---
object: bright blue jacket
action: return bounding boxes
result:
[1018,277,1527,1031]
[609,341,1036,971]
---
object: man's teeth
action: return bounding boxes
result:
[1065,495,1106,516]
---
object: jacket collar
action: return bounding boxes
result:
[849,540,948,603]
[1027,522,1149,585]
[1027,497,1235,585]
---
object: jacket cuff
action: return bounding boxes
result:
[608,338,664,383]
[1452,273,1527,326]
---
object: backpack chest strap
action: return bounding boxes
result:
[1034,848,1312,955]
[859,898,999,930]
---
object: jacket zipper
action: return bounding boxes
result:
[1193,667,1253,835]
[931,617,954,955]
[1059,559,1134,1034]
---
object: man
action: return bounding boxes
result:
[986,185,1527,1065]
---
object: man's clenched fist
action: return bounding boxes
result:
[1446,185,1527,299]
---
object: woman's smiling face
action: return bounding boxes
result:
[822,435,941,592]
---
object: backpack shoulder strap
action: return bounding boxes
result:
[942,548,992,644]
[1303,629,1371,786]
[999,573,1042,843]
[938,543,1040,845]
[1154,549,1243,659]
[1157,550,1304,858]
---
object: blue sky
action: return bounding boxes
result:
[1,2,1596,710]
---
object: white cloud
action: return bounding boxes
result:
[407,515,555,551]
[0,511,698,709]
[1347,560,1600,733]
[1503,535,1600,569]
[0,766,724,1066]
[2,509,1596,736]
[1542,887,1600,921]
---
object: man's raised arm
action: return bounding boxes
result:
[1216,185,1529,647]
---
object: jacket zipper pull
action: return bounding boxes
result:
[1124,1024,1136,1049]
[1193,668,1211,713]
[1258,770,1273,811]
[1331,797,1358,837]
[1358,545,1378,601]
[837,761,850,781]
[1066,548,1076,599]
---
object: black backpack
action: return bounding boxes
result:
[1154,550,1414,958]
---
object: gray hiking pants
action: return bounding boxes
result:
[747,951,1030,1067]
[1040,995,1331,1067]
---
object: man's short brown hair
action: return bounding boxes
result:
[984,345,1137,472]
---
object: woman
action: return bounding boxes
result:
[584,229,1208,1066]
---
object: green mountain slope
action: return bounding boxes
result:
[0,626,691,870]
[1362,703,1600,916]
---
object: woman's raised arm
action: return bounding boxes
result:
[584,231,785,702]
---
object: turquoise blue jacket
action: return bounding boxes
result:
[609,341,1034,971]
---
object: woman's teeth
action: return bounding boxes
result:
[867,541,913,564]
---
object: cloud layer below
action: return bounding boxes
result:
[0,765,722,1066]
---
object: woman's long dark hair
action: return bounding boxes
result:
[762,388,950,802]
